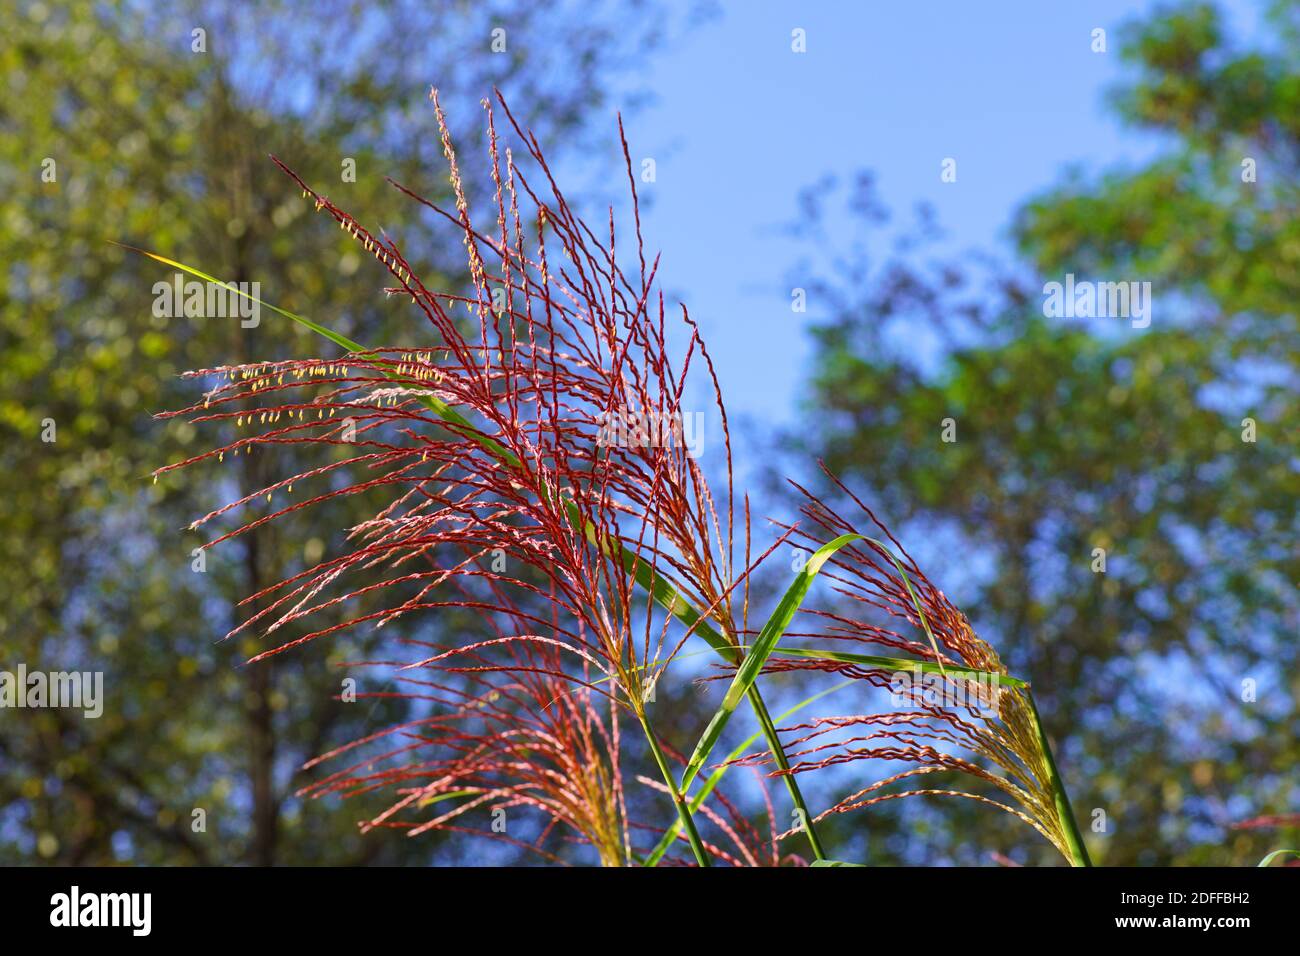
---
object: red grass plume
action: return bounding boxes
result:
[734,467,1085,862]
[152,90,765,863]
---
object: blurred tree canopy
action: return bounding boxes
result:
[3,0,1292,870]
[785,0,1297,864]
[0,0,681,864]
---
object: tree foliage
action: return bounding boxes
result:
[787,0,1297,864]
[0,0,672,864]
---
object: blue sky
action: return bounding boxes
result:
[560,0,1262,444]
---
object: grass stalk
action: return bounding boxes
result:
[1026,689,1092,867]
[744,688,826,859]
[638,712,711,866]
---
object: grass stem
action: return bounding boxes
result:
[638,713,711,866]
[1026,689,1092,867]
[748,688,827,860]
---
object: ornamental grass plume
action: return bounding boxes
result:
[297,570,631,865]
[150,89,796,865]
[731,466,1091,865]
[160,93,734,709]
[147,90,1090,866]
[292,556,782,866]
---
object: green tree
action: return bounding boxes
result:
[0,0,676,864]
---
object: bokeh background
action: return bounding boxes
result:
[1,0,1295,865]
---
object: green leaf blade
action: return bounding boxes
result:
[677,533,865,793]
